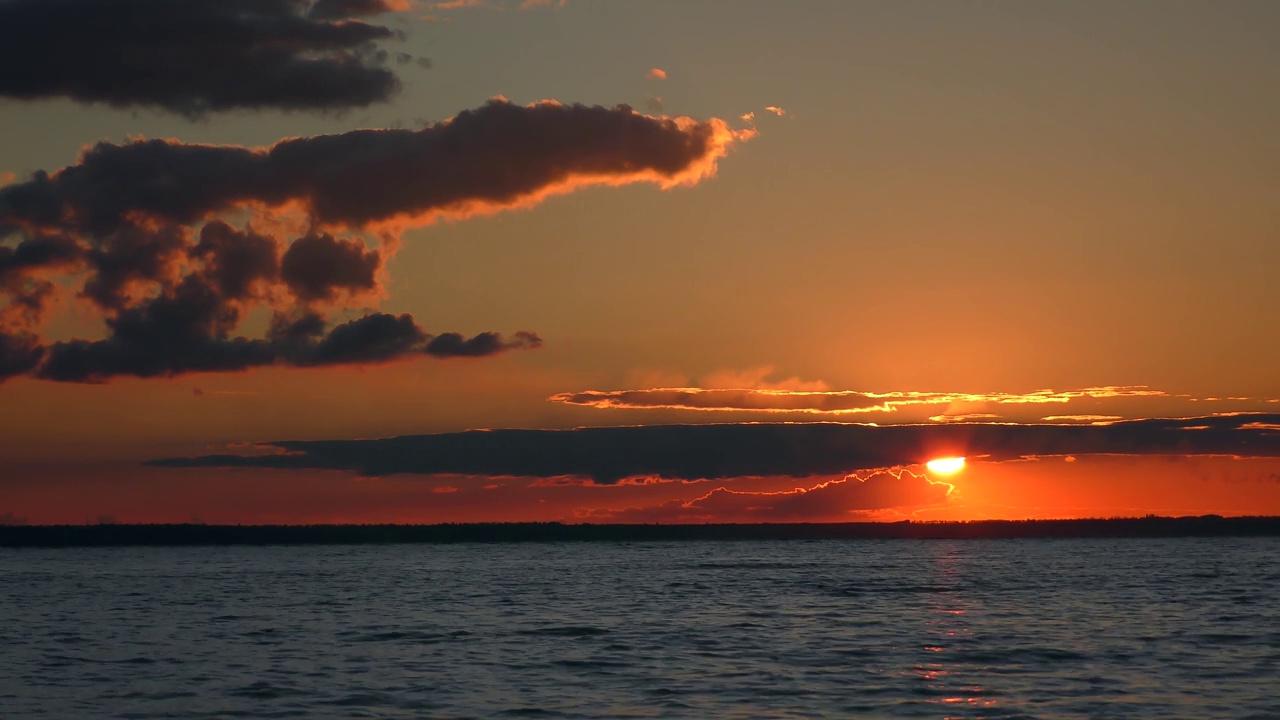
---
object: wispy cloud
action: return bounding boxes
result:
[549,384,1171,415]
[584,469,951,522]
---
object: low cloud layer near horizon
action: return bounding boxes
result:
[0,99,749,383]
[583,469,952,523]
[148,413,1280,484]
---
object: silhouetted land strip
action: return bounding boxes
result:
[3,516,1280,547]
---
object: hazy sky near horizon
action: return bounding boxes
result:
[2,0,1279,524]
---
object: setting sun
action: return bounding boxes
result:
[926,457,966,475]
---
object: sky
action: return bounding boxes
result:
[1,0,1279,525]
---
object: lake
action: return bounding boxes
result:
[2,538,1277,718]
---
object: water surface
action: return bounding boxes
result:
[2,538,1278,718]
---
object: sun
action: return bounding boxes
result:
[925,456,966,475]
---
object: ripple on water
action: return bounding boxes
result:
[1,538,1278,718]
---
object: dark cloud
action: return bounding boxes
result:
[0,0,402,116]
[309,0,408,20]
[0,100,746,383]
[80,223,188,312]
[147,414,1280,483]
[295,312,425,366]
[0,100,747,234]
[0,233,82,327]
[37,275,276,382]
[35,299,536,382]
[280,233,380,302]
[0,332,44,381]
[0,234,82,277]
[191,221,281,301]
[425,330,542,358]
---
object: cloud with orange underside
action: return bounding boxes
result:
[581,469,952,523]
[0,99,752,383]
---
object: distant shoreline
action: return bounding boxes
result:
[3,516,1280,547]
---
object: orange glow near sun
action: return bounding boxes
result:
[926,456,966,475]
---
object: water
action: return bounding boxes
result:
[2,538,1278,718]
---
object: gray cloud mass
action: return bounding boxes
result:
[147,414,1280,483]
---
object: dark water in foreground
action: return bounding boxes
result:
[2,539,1278,719]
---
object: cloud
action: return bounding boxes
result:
[0,332,44,381]
[280,233,382,303]
[550,388,893,414]
[930,413,1002,423]
[287,312,426,367]
[700,366,829,391]
[0,99,747,233]
[764,106,786,116]
[518,0,567,8]
[647,68,667,80]
[588,469,951,523]
[0,233,83,328]
[0,0,406,116]
[310,0,412,19]
[147,413,1280,484]
[426,0,487,9]
[548,385,1168,415]
[36,305,536,383]
[425,331,542,358]
[0,99,746,383]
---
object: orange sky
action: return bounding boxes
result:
[4,453,1279,526]
[2,1,1279,525]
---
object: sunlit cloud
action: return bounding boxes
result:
[426,0,485,8]
[549,384,1172,415]
[764,105,786,116]
[1042,415,1124,424]
[930,413,1002,423]
[581,468,952,523]
[647,68,667,80]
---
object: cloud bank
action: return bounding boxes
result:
[0,0,409,116]
[147,413,1280,484]
[0,99,747,382]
